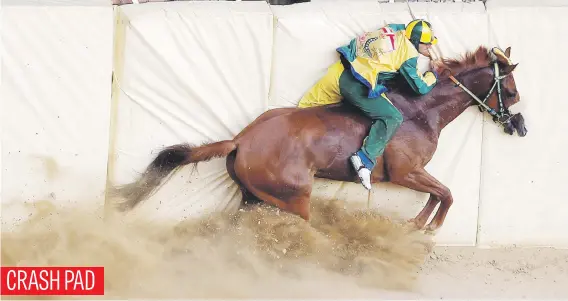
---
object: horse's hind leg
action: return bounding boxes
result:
[233,160,314,220]
[391,167,454,231]
[246,185,312,220]
[226,150,262,206]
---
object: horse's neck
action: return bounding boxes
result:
[426,67,487,134]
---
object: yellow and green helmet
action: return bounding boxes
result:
[405,19,438,49]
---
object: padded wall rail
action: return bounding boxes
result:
[1,0,566,247]
[477,0,568,248]
[1,0,114,228]
[107,2,273,221]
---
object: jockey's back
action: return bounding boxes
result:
[336,23,432,98]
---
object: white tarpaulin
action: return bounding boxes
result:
[108,2,273,221]
[269,1,488,245]
[2,0,566,247]
[477,0,568,247]
[1,0,114,225]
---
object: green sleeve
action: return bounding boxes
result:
[386,23,406,32]
[399,57,437,95]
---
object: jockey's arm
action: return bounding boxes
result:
[399,57,437,95]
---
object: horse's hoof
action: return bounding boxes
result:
[408,218,427,230]
[424,224,440,234]
[405,219,423,231]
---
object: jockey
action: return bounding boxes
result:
[297,19,439,190]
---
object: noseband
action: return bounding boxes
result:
[447,51,514,126]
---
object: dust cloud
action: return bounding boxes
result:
[2,197,434,299]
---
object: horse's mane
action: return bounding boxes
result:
[433,46,492,76]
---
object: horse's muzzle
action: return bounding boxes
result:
[509,113,527,137]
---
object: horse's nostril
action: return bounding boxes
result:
[518,126,528,137]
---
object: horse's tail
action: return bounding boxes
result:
[109,140,237,211]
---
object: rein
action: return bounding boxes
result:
[447,60,513,125]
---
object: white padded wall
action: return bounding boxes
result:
[108,2,273,222]
[1,0,114,225]
[2,0,565,248]
[477,0,568,247]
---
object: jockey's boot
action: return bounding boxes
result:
[349,151,372,190]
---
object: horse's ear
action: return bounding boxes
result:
[504,46,511,58]
[492,47,513,66]
[501,63,518,75]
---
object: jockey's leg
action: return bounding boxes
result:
[357,95,403,165]
[297,60,344,108]
[338,69,403,190]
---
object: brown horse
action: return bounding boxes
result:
[110,45,527,232]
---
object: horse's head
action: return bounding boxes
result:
[484,47,527,137]
[442,46,527,137]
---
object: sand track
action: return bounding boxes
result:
[2,198,566,299]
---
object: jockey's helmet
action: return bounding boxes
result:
[405,19,438,49]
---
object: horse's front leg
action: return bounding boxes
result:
[391,168,454,231]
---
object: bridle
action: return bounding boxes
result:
[400,0,515,127]
[447,50,514,126]
[401,1,514,125]
[401,1,513,126]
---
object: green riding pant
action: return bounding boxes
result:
[338,68,404,168]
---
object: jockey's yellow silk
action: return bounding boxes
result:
[297,61,344,108]
[298,23,437,108]
[348,31,422,93]
[297,60,393,108]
